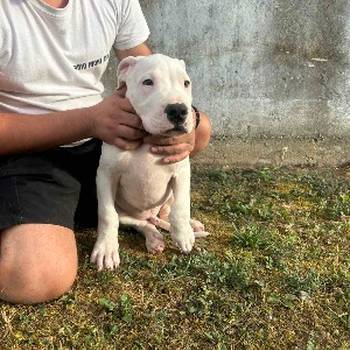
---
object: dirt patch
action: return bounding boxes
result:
[194,136,350,168]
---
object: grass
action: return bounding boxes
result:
[1,165,349,349]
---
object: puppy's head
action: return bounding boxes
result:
[117,54,193,135]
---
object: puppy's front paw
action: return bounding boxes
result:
[171,228,195,253]
[90,237,120,271]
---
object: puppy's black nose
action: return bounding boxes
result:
[165,103,188,125]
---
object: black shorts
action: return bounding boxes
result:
[0,139,102,231]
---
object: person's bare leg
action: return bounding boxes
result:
[0,224,78,304]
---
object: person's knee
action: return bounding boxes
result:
[0,224,78,304]
[0,255,77,304]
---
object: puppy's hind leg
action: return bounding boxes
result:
[150,216,209,238]
[119,215,165,254]
[158,196,209,237]
[190,219,210,238]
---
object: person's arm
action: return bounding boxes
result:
[190,111,212,157]
[0,91,145,156]
[115,42,152,61]
[0,108,93,156]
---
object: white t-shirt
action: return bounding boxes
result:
[0,0,149,144]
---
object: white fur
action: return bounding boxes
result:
[90,54,208,271]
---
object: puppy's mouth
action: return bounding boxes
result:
[164,124,189,136]
[143,125,188,137]
[170,124,187,133]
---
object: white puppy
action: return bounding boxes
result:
[91,54,208,271]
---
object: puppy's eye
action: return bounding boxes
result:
[184,80,191,88]
[143,79,154,86]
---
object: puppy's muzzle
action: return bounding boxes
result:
[165,103,188,131]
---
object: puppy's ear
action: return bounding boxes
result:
[179,59,186,69]
[117,56,140,89]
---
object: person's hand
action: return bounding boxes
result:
[144,130,196,163]
[88,90,145,150]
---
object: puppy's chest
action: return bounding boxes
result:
[117,146,178,204]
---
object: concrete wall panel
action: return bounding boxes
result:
[102,0,350,139]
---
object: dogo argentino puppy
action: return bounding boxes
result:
[91,54,208,271]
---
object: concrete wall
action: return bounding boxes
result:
[103,0,350,141]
